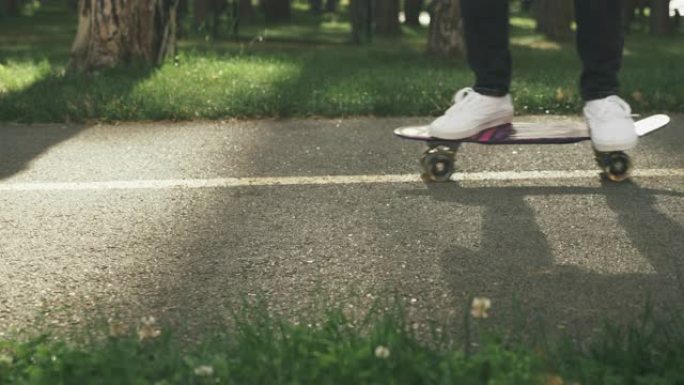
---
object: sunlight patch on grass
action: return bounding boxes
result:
[510,16,536,30]
[320,19,350,33]
[0,59,53,94]
[251,25,346,40]
[511,36,563,51]
[129,54,304,119]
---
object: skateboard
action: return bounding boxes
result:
[394,114,670,182]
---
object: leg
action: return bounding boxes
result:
[428,0,513,140]
[577,0,636,153]
[574,0,625,100]
[460,0,511,97]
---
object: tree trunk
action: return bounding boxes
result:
[69,0,177,72]
[622,0,637,33]
[260,0,291,22]
[194,0,211,28]
[239,0,255,21]
[3,0,17,16]
[350,0,372,43]
[521,0,533,12]
[534,0,573,41]
[177,0,188,38]
[310,0,323,14]
[325,0,338,12]
[194,0,228,36]
[650,0,671,34]
[375,0,400,35]
[404,0,423,26]
[427,0,463,57]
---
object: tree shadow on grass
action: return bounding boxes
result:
[0,6,76,65]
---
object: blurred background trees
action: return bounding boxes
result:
[533,0,574,41]
[3,0,679,39]
[426,0,463,57]
[260,0,291,22]
[1,0,682,120]
[1,0,680,71]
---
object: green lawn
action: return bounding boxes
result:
[0,3,682,122]
[2,299,684,385]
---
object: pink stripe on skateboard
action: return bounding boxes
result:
[474,124,513,143]
[477,128,497,142]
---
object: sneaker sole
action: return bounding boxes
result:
[592,139,638,152]
[430,113,514,140]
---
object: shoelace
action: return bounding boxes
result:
[586,95,632,121]
[446,87,476,115]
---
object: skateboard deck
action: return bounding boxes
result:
[393,114,670,145]
[394,114,670,182]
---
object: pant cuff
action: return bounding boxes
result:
[473,86,509,97]
[582,91,618,101]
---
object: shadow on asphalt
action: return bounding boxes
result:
[0,123,86,181]
[403,181,684,338]
[0,65,156,181]
[137,178,684,340]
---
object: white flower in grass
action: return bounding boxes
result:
[194,365,214,376]
[108,318,129,338]
[470,297,492,319]
[374,345,390,359]
[0,353,12,366]
[138,316,161,341]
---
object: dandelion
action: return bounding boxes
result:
[138,316,161,341]
[374,345,390,359]
[194,365,215,377]
[470,297,491,319]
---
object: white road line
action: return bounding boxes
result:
[0,169,683,191]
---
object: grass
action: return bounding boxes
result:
[2,299,684,385]
[0,3,682,122]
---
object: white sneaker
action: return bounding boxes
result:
[584,95,637,152]
[428,88,514,140]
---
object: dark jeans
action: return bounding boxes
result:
[460,0,624,101]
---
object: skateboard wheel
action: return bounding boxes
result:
[421,150,455,183]
[596,151,631,182]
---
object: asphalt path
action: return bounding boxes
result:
[1,115,683,339]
